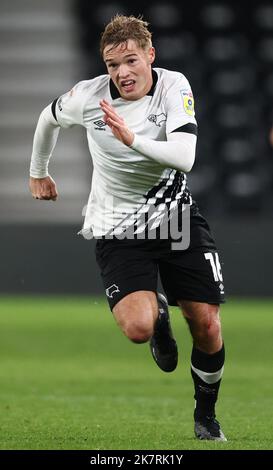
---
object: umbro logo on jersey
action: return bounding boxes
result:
[93,120,107,130]
[148,113,167,127]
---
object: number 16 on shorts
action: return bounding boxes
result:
[204,252,223,282]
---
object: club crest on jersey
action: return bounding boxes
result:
[106,284,120,298]
[181,91,195,116]
[148,113,167,127]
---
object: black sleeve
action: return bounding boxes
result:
[51,98,59,122]
[170,123,198,136]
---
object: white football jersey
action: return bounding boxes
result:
[52,68,197,237]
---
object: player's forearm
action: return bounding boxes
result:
[30,104,60,178]
[130,132,196,173]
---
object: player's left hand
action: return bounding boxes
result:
[99,99,134,146]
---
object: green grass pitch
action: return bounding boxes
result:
[0,296,273,450]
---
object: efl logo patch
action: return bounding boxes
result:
[181,91,195,116]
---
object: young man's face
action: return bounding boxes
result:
[103,39,155,101]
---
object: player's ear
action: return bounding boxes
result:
[148,47,155,64]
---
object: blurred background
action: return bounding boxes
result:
[1,0,273,452]
[0,0,272,297]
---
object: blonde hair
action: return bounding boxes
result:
[100,14,152,56]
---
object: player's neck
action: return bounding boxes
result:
[142,69,154,97]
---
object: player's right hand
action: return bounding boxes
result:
[29,175,58,201]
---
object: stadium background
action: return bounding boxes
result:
[0,0,272,296]
[0,0,273,450]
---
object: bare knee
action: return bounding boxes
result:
[179,301,223,352]
[113,291,158,344]
[124,320,154,343]
[193,315,221,344]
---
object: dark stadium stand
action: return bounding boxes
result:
[73,0,273,215]
[0,1,271,296]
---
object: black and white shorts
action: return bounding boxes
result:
[95,205,226,310]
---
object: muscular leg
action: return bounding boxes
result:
[113,290,178,372]
[178,300,223,353]
[113,290,158,343]
[178,300,226,440]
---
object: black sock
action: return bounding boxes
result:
[191,344,225,419]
